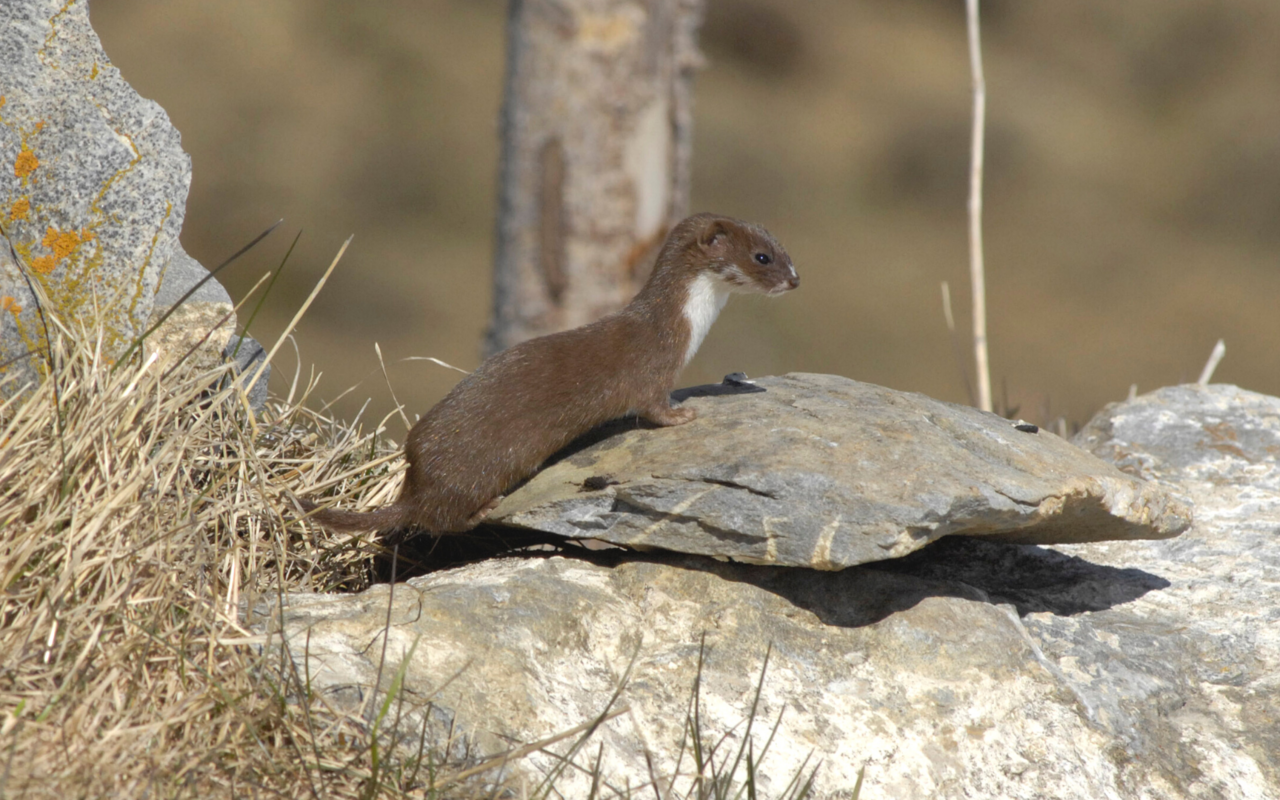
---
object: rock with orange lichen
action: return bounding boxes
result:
[0,0,242,391]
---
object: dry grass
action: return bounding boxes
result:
[0,312,463,797]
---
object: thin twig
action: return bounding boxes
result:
[7,239,67,491]
[1197,339,1226,387]
[402,356,471,375]
[966,0,992,412]
[232,229,303,362]
[376,343,412,431]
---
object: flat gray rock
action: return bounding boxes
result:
[491,373,1190,568]
[1,0,189,381]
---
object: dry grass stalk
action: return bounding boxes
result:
[965,0,992,413]
[1197,339,1226,387]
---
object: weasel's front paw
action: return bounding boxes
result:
[646,404,697,427]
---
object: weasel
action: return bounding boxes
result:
[301,213,799,534]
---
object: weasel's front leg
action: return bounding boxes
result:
[640,401,696,427]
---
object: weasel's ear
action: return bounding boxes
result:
[698,218,732,250]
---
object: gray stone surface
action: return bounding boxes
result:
[152,245,233,310]
[492,373,1190,568]
[264,382,1280,798]
[1074,383,1280,490]
[0,1,264,404]
[1,0,186,378]
[145,245,235,373]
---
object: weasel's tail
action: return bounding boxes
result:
[295,497,410,533]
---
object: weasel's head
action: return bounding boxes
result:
[687,213,799,297]
[662,213,799,366]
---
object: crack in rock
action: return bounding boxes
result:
[661,474,779,499]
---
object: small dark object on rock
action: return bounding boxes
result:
[581,475,618,492]
[1014,422,1039,433]
[670,373,768,402]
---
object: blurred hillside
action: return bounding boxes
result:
[92,0,1280,433]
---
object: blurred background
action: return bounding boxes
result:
[92,0,1280,435]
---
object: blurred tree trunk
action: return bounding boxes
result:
[485,0,706,355]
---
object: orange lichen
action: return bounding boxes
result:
[42,226,84,260]
[1,296,22,315]
[29,227,93,275]
[14,146,37,178]
[8,197,29,221]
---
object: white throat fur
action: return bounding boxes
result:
[682,273,733,367]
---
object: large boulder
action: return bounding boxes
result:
[0,0,262,397]
[264,382,1279,798]
[492,373,1191,568]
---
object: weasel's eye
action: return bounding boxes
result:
[754,252,772,265]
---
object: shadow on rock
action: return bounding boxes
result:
[868,536,1171,616]
[571,535,1170,628]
